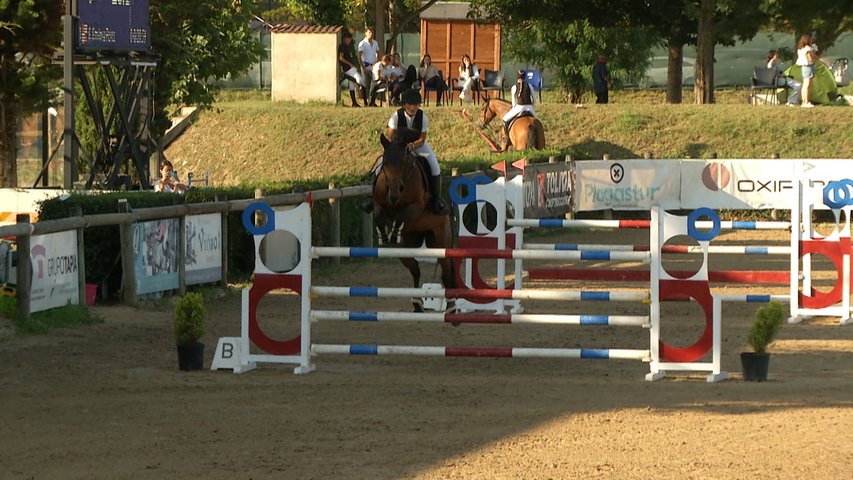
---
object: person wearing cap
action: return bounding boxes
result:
[500,71,537,150]
[592,55,611,104]
[361,89,447,214]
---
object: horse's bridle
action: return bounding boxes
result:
[479,98,495,129]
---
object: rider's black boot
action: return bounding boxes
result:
[428,175,449,214]
[502,121,510,150]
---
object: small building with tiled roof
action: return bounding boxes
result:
[270,23,343,103]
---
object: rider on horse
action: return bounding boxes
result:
[361,88,449,214]
[500,71,537,150]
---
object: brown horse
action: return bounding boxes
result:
[372,134,456,311]
[479,97,546,152]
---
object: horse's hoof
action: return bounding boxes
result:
[412,303,424,313]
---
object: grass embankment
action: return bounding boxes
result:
[165,88,853,187]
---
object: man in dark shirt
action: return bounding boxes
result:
[338,31,366,107]
[592,55,611,104]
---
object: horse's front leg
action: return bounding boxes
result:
[400,258,423,312]
[373,210,392,245]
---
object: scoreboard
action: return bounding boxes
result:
[77,0,151,52]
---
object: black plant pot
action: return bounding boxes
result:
[177,342,205,371]
[740,352,770,381]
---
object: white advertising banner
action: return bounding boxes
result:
[575,160,681,211]
[185,213,222,285]
[0,188,67,225]
[680,159,853,210]
[29,230,79,313]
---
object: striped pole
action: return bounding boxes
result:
[523,243,791,255]
[312,344,651,360]
[310,310,649,326]
[508,218,790,230]
[310,286,650,302]
[716,294,791,303]
[312,246,648,262]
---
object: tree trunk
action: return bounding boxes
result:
[666,40,684,104]
[694,0,716,104]
[0,99,18,187]
[373,0,387,56]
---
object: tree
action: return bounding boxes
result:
[764,0,853,53]
[503,20,657,103]
[147,1,266,138]
[695,0,716,104]
[0,1,63,187]
[470,0,766,104]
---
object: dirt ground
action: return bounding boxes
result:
[2,227,852,480]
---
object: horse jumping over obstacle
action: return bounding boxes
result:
[479,97,545,152]
[371,134,456,311]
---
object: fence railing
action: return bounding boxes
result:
[0,170,485,321]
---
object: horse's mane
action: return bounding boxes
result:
[488,97,511,105]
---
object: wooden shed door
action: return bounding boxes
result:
[420,20,501,82]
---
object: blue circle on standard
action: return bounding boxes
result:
[823,179,853,209]
[449,175,494,205]
[242,202,275,235]
[687,207,719,241]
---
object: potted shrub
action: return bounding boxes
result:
[174,292,207,371]
[741,301,784,381]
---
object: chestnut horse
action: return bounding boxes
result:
[372,134,456,311]
[479,97,546,152]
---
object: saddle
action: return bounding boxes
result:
[507,111,535,132]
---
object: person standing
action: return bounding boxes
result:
[592,55,611,104]
[767,49,801,106]
[338,31,365,107]
[358,27,381,96]
[796,33,818,108]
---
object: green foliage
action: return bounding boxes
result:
[503,20,658,101]
[15,304,104,334]
[265,0,349,25]
[747,301,785,354]
[147,1,266,138]
[174,292,207,345]
[0,296,14,319]
[764,0,853,52]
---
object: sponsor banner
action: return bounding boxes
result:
[521,162,573,218]
[575,160,680,211]
[133,219,179,295]
[30,230,79,313]
[681,159,853,209]
[185,213,222,285]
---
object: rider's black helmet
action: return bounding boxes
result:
[400,88,421,106]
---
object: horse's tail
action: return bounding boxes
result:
[527,123,537,150]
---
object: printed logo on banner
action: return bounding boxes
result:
[523,163,572,218]
[610,163,624,184]
[29,231,79,313]
[537,173,546,209]
[701,162,731,190]
[185,213,223,285]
